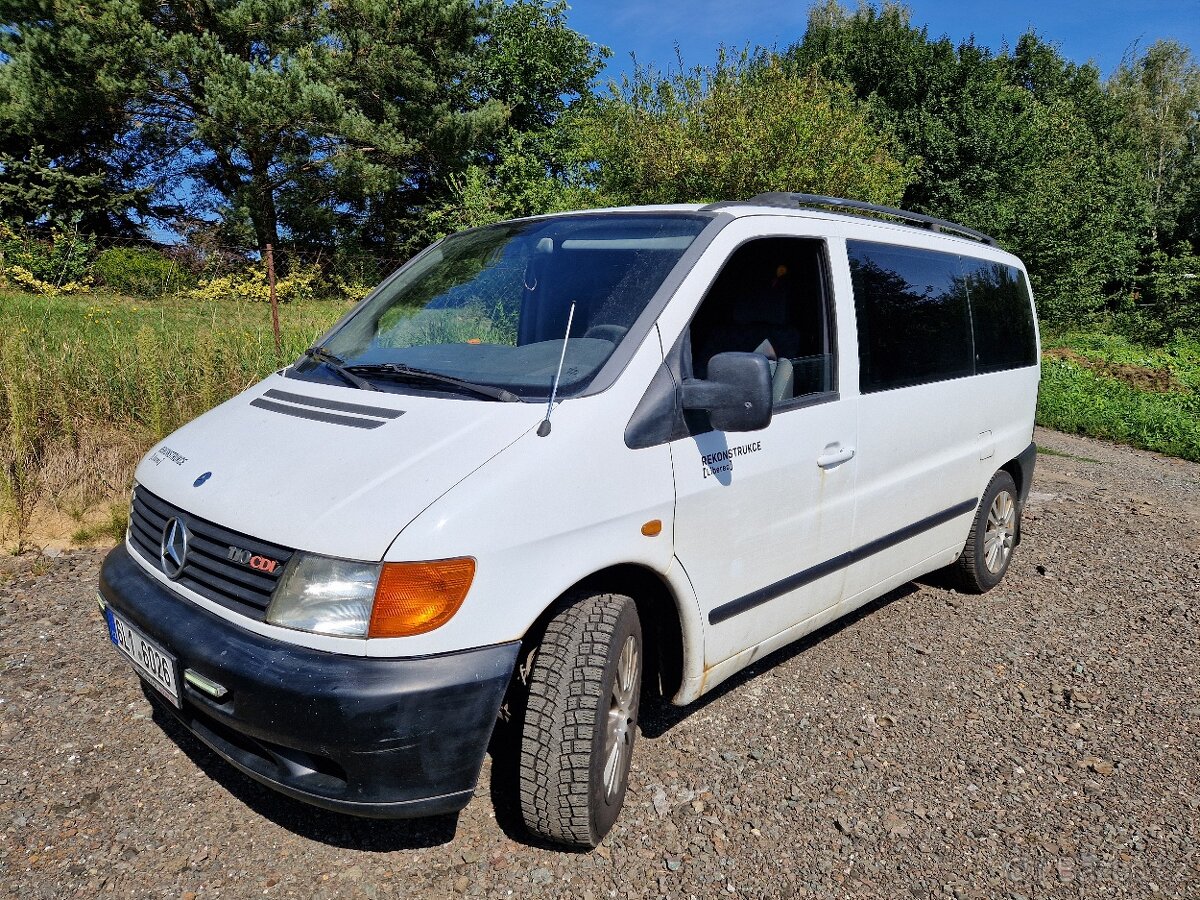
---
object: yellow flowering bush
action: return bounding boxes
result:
[330,275,374,302]
[188,264,321,304]
[1,221,95,295]
[187,264,373,304]
[7,264,93,295]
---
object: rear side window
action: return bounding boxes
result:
[962,260,1037,373]
[848,242,973,392]
[848,240,1037,393]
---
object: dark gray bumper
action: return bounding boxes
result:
[100,545,518,818]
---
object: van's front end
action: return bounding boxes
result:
[98,380,543,817]
[98,210,716,822]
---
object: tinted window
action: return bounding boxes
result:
[962,260,1037,373]
[848,241,973,392]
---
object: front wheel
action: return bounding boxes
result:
[518,592,642,848]
[953,470,1019,592]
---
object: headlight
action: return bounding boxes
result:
[266,553,475,639]
[267,554,380,637]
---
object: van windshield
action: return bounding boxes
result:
[290,213,711,399]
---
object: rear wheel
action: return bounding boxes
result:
[954,470,1019,592]
[518,592,642,848]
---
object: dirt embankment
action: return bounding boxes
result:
[1043,347,1189,393]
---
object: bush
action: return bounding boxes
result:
[187,262,378,304]
[188,264,321,304]
[0,222,94,294]
[93,246,186,297]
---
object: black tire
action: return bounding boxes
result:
[518,592,642,848]
[954,470,1019,593]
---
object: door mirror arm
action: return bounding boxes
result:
[681,351,773,433]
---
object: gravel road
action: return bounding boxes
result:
[3,426,1198,899]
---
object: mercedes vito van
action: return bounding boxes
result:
[98,194,1039,848]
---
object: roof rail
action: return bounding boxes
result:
[703,193,998,246]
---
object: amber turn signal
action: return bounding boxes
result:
[368,558,475,637]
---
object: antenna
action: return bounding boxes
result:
[537,301,576,437]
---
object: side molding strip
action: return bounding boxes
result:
[707,498,979,625]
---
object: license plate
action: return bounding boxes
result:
[106,608,180,707]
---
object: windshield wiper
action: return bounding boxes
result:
[300,347,379,392]
[345,363,520,402]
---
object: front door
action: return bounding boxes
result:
[668,232,859,666]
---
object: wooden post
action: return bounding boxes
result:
[266,243,281,359]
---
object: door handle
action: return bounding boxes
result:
[817,445,856,468]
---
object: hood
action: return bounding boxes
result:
[133,373,545,560]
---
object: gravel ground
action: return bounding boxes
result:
[2,426,1198,900]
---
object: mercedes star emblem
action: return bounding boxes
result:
[160,517,190,579]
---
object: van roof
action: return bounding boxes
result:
[548,194,995,248]
[702,193,998,247]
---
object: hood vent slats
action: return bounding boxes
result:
[249,388,405,429]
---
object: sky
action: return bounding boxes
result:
[566,0,1200,81]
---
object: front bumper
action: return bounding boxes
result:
[99,545,519,818]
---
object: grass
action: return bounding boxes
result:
[1037,332,1200,463]
[1036,446,1104,464]
[0,288,348,550]
[71,504,129,546]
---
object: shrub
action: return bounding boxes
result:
[93,246,186,297]
[188,265,321,304]
[0,221,94,294]
[187,263,374,304]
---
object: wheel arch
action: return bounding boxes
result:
[999,440,1036,544]
[518,563,698,705]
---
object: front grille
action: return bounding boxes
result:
[128,487,293,621]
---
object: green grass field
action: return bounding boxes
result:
[2,289,1198,548]
[1,290,348,437]
[1037,332,1200,463]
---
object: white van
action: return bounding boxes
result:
[99,194,1039,848]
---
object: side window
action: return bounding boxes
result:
[848,241,973,393]
[962,261,1038,372]
[689,237,835,405]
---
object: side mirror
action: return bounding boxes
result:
[681,352,773,432]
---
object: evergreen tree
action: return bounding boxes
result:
[1,1,601,251]
[0,0,155,232]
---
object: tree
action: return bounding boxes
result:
[788,2,1149,330]
[430,0,609,232]
[144,0,510,252]
[0,0,609,252]
[1110,40,1200,248]
[470,0,608,136]
[575,51,915,207]
[0,0,155,232]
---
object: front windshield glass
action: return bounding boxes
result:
[290,213,711,399]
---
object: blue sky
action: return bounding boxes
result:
[566,0,1200,81]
